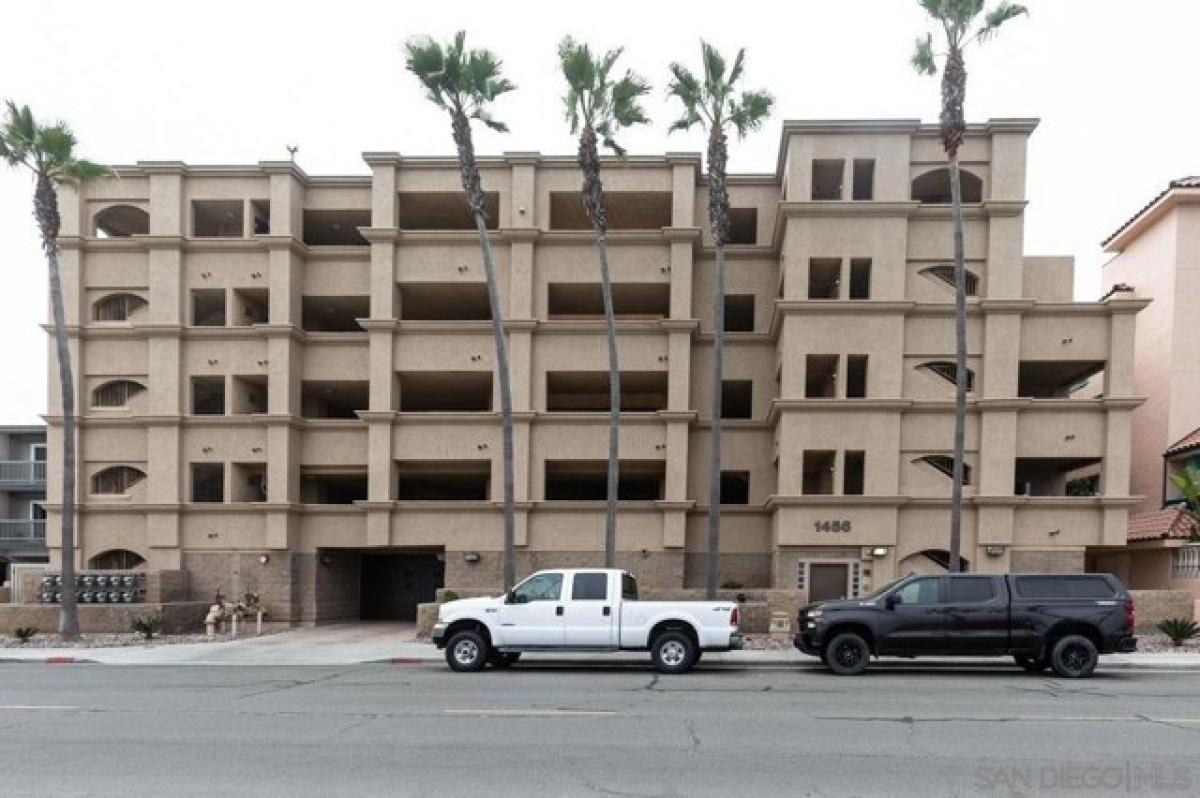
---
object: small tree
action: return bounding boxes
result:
[405,33,519,589]
[1169,465,1200,542]
[558,37,651,568]
[0,102,108,640]
[911,1,1027,572]
[667,42,772,599]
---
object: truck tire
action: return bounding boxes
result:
[1014,653,1048,673]
[1050,634,1098,679]
[651,631,696,674]
[446,630,488,672]
[823,632,871,675]
[488,652,521,669]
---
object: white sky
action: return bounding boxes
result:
[1,0,1196,424]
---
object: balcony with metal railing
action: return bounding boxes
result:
[0,460,46,489]
[0,519,46,544]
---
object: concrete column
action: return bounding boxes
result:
[1103,409,1133,496]
[985,214,1025,299]
[669,158,697,228]
[262,162,305,238]
[981,312,1021,398]
[1105,306,1138,398]
[364,153,400,229]
[508,238,535,319]
[988,129,1029,202]
[666,328,692,412]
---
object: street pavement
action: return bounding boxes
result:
[3,660,1200,796]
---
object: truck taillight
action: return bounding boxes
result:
[1125,598,1135,630]
[730,606,740,628]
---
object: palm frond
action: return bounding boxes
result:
[911,33,938,75]
[63,158,110,184]
[977,1,1028,42]
[729,90,774,138]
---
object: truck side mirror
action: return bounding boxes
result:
[506,590,527,605]
[884,593,901,610]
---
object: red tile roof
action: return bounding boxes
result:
[1165,426,1200,457]
[1127,506,1198,542]
[1102,176,1200,249]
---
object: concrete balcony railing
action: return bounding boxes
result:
[0,519,46,542]
[0,460,46,486]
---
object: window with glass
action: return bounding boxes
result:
[511,572,563,602]
[894,577,941,605]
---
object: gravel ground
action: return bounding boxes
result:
[0,630,281,649]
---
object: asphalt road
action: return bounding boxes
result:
[3,661,1200,797]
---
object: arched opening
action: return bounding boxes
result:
[911,168,982,204]
[93,293,147,322]
[92,380,147,408]
[90,466,146,495]
[88,549,146,570]
[94,205,150,238]
[913,454,971,485]
[917,361,975,392]
[897,549,971,574]
[920,264,979,296]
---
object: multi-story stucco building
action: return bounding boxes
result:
[43,118,1144,623]
[0,425,48,583]
[1090,177,1200,601]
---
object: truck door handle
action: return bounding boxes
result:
[556,606,564,616]
[603,606,611,616]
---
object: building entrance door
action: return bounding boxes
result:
[809,563,849,602]
[359,553,444,621]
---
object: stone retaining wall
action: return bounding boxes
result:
[0,602,210,635]
[1130,590,1194,632]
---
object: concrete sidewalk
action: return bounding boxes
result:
[3,623,1200,670]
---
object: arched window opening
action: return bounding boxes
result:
[917,361,975,392]
[897,549,971,574]
[91,466,146,495]
[921,264,979,296]
[93,293,147,322]
[911,168,982,204]
[94,205,149,238]
[88,549,146,570]
[92,380,147,408]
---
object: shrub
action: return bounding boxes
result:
[442,590,460,602]
[131,614,163,641]
[13,627,37,644]
[1156,618,1200,647]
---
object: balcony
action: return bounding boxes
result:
[0,461,46,488]
[0,519,46,543]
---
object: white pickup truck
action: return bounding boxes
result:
[431,568,743,674]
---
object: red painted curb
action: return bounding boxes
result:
[44,657,76,664]
[390,657,423,665]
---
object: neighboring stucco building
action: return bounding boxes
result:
[1092,177,1200,598]
[42,118,1144,623]
[0,425,48,583]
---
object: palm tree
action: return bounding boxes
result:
[1169,466,1200,542]
[667,43,772,599]
[0,102,107,639]
[558,37,651,569]
[405,32,520,590]
[912,1,1026,573]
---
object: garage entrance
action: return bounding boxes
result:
[359,552,444,621]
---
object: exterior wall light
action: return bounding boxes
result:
[985,545,1006,557]
[870,546,889,558]
[463,551,481,563]
[258,554,270,565]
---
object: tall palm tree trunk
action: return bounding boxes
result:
[579,126,620,569]
[451,111,517,590]
[37,174,80,638]
[942,48,968,575]
[705,129,730,600]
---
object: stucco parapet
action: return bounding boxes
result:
[766,495,907,508]
[656,411,698,423]
[688,504,771,515]
[362,152,403,168]
[61,235,156,253]
[662,227,702,243]
[694,331,774,344]
[504,320,538,333]
[1101,297,1152,314]
[778,200,918,221]
[539,230,671,246]
[395,230,503,245]
[971,495,1139,508]
[134,160,188,175]
[300,330,367,345]
[910,202,1025,221]
[693,419,772,431]
[182,237,272,254]
[499,227,539,242]
[537,319,662,334]
[501,151,542,166]
[359,227,399,243]
[387,411,497,423]
[534,412,669,426]
[355,411,397,423]
[659,319,700,333]
[358,319,400,333]
[664,152,702,167]
[655,500,696,511]
[532,501,661,513]
[258,160,308,180]
[697,244,777,259]
[977,299,1035,314]
[768,399,911,423]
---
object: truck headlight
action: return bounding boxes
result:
[808,609,823,619]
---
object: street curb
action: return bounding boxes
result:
[0,656,96,665]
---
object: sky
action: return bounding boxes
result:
[0,0,1196,425]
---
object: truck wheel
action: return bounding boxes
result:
[446,630,488,672]
[823,632,871,675]
[651,631,696,674]
[488,652,521,669]
[1050,635,1098,679]
[1014,653,1048,673]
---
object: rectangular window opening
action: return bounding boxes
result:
[301,381,368,419]
[231,375,268,415]
[191,376,225,416]
[250,200,271,236]
[544,461,665,501]
[849,258,872,300]
[724,295,755,332]
[852,160,875,200]
[808,259,841,300]
[398,192,498,230]
[302,209,371,246]
[399,284,491,321]
[843,450,865,495]
[728,208,758,244]
[232,288,269,326]
[811,160,845,200]
[232,462,268,502]
[192,200,244,238]
[190,463,224,503]
[191,289,226,327]
[546,371,667,413]
[846,355,868,398]
[301,295,370,332]
[396,461,490,500]
[300,471,368,504]
[546,283,670,320]
[802,450,836,495]
[399,372,492,412]
[720,471,751,505]
[721,380,753,419]
[805,355,838,399]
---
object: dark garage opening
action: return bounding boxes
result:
[359,552,445,621]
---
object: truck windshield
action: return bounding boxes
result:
[862,577,906,601]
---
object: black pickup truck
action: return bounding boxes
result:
[795,573,1137,678]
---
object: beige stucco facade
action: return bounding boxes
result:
[41,118,1145,623]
